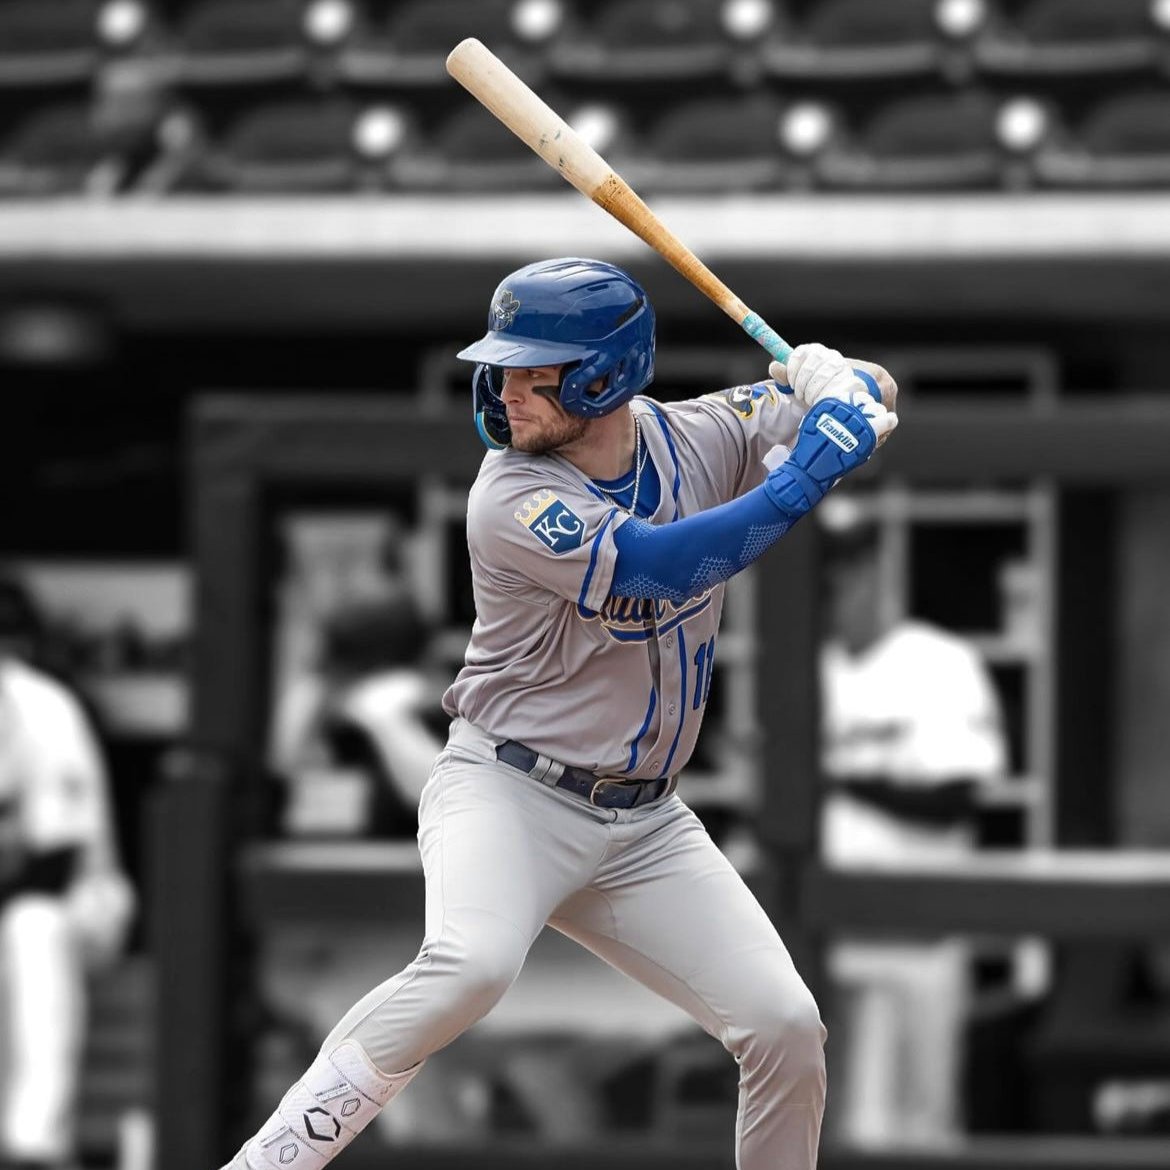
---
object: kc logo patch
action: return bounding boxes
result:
[515,489,586,553]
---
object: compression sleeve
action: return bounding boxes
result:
[612,395,880,603]
[612,482,794,603]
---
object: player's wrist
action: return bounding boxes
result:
[765,397,877,516]
[762,465,824,517]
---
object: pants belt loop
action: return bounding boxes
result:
[530,753,565,787]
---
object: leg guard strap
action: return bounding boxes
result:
[245,1040,422,1168]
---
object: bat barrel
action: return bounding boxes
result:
[445,38,796,370]
[446,37,610,198]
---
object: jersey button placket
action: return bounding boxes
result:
[667,703,676,715]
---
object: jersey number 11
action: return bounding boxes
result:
[693,637,716,710]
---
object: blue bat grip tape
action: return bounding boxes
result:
[742,315,882,404]
[741,313,792,366]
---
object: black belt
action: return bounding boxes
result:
[495,740,676,809]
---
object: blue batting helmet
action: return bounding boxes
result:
[457,257,656,448]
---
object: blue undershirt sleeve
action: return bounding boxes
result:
[611,394,881,603]
[611,483,794,603]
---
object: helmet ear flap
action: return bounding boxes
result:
[562,332,656,418]
[472,363,511,449]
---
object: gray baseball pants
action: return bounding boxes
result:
[319,717,826,1168]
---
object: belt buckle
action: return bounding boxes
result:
[589,778,610,807]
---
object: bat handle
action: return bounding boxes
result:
[741,312,882,404]
[741,312,798,397]
[740,312,792,366]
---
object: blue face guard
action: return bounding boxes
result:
[472,363,588,450]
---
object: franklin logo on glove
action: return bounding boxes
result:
[815,413,860,453]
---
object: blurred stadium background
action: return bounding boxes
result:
[3,0,1170,1168]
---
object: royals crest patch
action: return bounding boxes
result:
[515,489,586,554]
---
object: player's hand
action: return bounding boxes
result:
[841,386,897,445]
[769,344,898,446]
[848,356,899,415]
[768,342,862,408]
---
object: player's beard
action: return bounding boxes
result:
[510,393,589,455]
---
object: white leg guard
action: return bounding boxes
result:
[238,1040,422,1169]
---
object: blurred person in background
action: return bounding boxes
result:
[0,577,135,1170]
[270,588,441,840]
[817,497,1007,1149]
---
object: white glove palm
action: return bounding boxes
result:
[769,343,898,446]
[768,342,863,407]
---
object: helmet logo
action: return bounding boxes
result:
[491,289,521,329]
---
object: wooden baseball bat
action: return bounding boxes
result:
[445,36,793,365]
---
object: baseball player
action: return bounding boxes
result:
[221,258,898,1170]
[0,578,135,1170]
[817,501,1008,1147]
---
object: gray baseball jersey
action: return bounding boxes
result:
[442,382,804,779]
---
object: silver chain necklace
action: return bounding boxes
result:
[630,413,644,514]
[599,413,644,515]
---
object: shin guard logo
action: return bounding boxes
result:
[303,1106,341,1142]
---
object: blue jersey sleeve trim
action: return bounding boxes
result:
[624,686,658,773]
[576,507,620,615]
[660,628,688,778]
[580,480,610,504]
[644,402,681,520]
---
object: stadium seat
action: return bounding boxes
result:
[815,90,1005,189]
[0,60,167,194]
[169,0,310,85]
[760,0,987,83]
[301,0,362,52]
[994,94,1061,188]
[1033,90,1170,187]
[548,0,736,83]
[181,96,366,191]
[0,0,104,86]
[630,95,785,192]
[391,100,564,191]
[338,0,554,87]
[0,101,110,195]
[774,98,846,188]
[975,0,1165,78]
